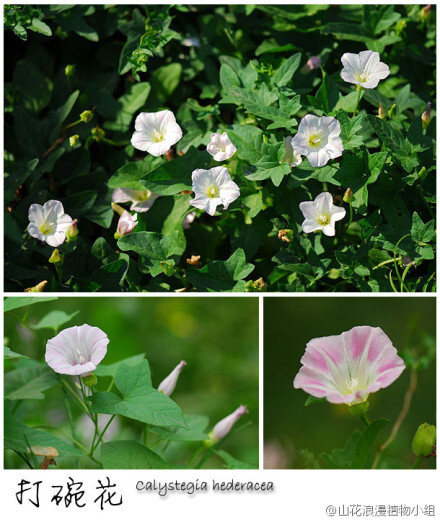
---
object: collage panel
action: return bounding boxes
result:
[4,296,259,470]
[264,296,436,470]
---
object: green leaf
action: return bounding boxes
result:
[108,156,163,191]
[246,142,291,186]
[149,414,209,442]
[47,90,80,143]
[215,449,254,469]
[89,361,186,427]
[4,347,29,359]
[4,158,39,203]
[5,362,59,401]
[100,440,167,469]
[411,212,435,244]
[95,354,146,378]
[103,82,151,133]
[31,310,79,332]
[227,125,264,164]
[13,60,52,113]
[28,18,52,37]
[352,419,389,469]
[337,110,364,150]
[320,429,361,469]
[5,405,84,457]
[4,296,58,312]
[149,63,182,105]
[187,248,255,292]
[305,395,327,406]
[272,53,301,87]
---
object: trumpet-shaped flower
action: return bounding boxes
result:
[46,324,109,376]
[340,50,390,89]
[115,211,138,239]
[27,200,73,248]
[158,360,187,396]
[206,132,237,161]
[293,326,405,405]
[281,136,302,167]
[112,187,158,213]
[190,166,240,216]
[212,405,249,441]
[131,110,182,156]
[299,192,346,236]
[291,115,343,168]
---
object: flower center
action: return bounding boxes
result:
[308,134,321,148]
[345,377,359,394]
[206,185,219,198]
[138,190,151,202]
[153,130,164,143]
[76,349,86,365]
[317,214,330,226]
[356,73,368,83]
[39,222,55,235]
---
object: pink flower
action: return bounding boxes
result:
[293,326,405,405]
[306,56,321,71]
[212,405,249,440]
[115,210,138,239]
[158,360,187,396]
[45,324,109,376]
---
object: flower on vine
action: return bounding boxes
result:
[190,166,240,216]
[293,326,405,405]
[305,56,321,71]
[45,324,109,376]
[340,50,390,89]
[158,360,187,396]
[27,200,73,248]
[299,192,346,237]
[291,115,343,168]
[281,136,302,167]
[131,110,183,156]
[206,132,237,161]
[212,405,249,441]
[115,211,138,239]
[112,187,158,213]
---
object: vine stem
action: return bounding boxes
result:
[92,415,116,453]
[353,87,363,117]
[371,368,418,469]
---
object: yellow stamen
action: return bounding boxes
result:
[39,222,54,235]
[317,214,330,226]
[308,134,321,147]
[206,185,219,198]
[153,130,164,142]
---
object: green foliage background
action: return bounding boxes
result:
[4,296,259,469]
[264,297,436,469]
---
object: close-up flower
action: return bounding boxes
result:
[112,187,158,213]
[212,405,249,441]
[158,360,187,396]
[27,200,73,248]
[131,110,183,156]
[291,115,343,168]
[281,136,302,167]
[115,210,138,239]
[206,132,237,161]
[293,325,406,405]
[45,324,109,376]
[190,166,240,216]
[299,192,346,236]
[340,50,390,89]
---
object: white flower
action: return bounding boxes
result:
[190,166,240,216]
[206,132,237,161]
[281,136,302,167]
[27,200,73,248]
[181,36,200,47]
[112,187,158,213]
[212,405,249,441]
[340,50,390,89]
[115,211,138,239]
[299,192,346,237]
[183,211,196,229]
[291,115,343,168]
[131,110,183,156]
[158,361,187,396]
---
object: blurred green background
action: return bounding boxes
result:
[264,297,436,469]
[5,296,259,469]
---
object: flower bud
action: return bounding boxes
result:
[420,4,431,22]
[278,229,293,243]
[25,280,48,292]
[401,256,414,267]
[64,64,76,78]
[422,102,431,129]
[245,278,268,292]
[82,374,97,388]
[343,188,353,204]
[69,134,80,148]
[305,56,321,71]
[48,249,63,264]
[66,219,79,242]
[186,255,201,266]
[91,125,105,141]
[412,423,436,456]
[158,361,187,396]
[395,20,406,34]
[377,103,387,119]
[114,211,138,239]
[388,104,397,118]
[211,405,249,441]
[80,110,94,124]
